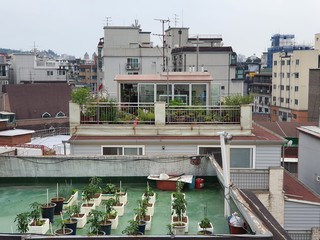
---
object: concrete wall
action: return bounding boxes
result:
[0,155,215,178]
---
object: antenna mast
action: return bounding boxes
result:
[104,17,112,26]
[154,18,170,72]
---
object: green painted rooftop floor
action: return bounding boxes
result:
[0,181,230,236]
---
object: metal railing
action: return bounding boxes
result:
[166,105,240,124]
[32,127,70,138]
[230,169,269,190]
[79,103,241,125]
[288,230,312,240]
[80,103,155,124]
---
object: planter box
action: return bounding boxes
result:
[63,191,78,209]
[146,203,154,216]
[171,215,188,233]
[197,222,214,234]
[172,223,186,235]
[142,193,156,204]
[113,203,124,216]
[118,191,128,205]
[101,193,115,201]
[80,202,95,215]
[89,194,102,206]
[108,214,119,229]
[28,218,49,234]
[72,214,87,228]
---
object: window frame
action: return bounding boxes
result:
[101,145,145,156]
[197,145,256,169]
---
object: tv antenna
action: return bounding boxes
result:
[104,17,112,26]
[154,18,170,72]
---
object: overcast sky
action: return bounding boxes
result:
[2,0,319,59]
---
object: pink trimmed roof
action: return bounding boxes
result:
[114,72,213,82]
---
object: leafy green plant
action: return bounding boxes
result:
[122,220,140,235]
[223,94,254,106]
[102,199,116,223]
[134,199,148,222]
[171,193,187,224]
[29,202,42,226]
[88,209,104,235]
[104,183,116,194]
[199,217,211,228]
[71,87,91,106]
[14,212,31,233]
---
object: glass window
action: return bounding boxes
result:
[173,84,189,104]
[295,99,298,105]
[273,84,276,89]
[280,98,284,103]
[294,86,299,92]
[274,72,277,78]
[287,60,290,65]
[139,84,154,103]
[280,85,284,90]
[296,59,300,65]
[102,146,144,155]
[42,112,51,118]
[156,84,172,103]
[120,84,138,103]
[198,146,254,168]
[127,58,139,69]
[286,86,290,91]
[281,60,285,65]
[191,84,206,105]
[273,61,277,66]
[287,73,290,78]
[286,98,289,103]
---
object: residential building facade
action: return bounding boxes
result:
[11,53,69,84]
[271,34,320,122]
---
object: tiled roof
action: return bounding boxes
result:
[283,170,320,203]
[253,120,318,138]
[3,83,71,120]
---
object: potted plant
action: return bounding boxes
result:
[51,183,65,215]
[171,181,185,201]
[28,202,50,234]
[122,220,143,235]
[171,193,188,234]
[87,210,106,236]
[116,181,128,205]
[102,199,119,229]
[68,204,87,228]
[81,183,96,215]
[60,182,78,209]
[88,176,102,206]
[134,198,151,231]
[14,212,30,234]
[109,194,124,216]
[142,182,156,204]
[101,183,116,200]
[55,218,73,236]
[198,217,214,235]
[64,206,78,235]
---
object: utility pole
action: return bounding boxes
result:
[154,18,170,72]
[104,17,111,26]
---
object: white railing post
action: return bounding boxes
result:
[155,102,166,126]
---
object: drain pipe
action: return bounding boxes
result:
[218,131,232,218]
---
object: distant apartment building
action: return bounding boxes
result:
[250,71,272,115]
[11,53,69,84]
[267,34,311,68]
[0,54,10,85]
[78,60,97,91]
[271,33,320,122]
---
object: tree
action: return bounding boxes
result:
[71,87,91,106]
[223,94,253,106]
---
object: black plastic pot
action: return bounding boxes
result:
[100,221,112,235]
[55,228,73,235]
[51,197,65,215]
[138,220,146,235]
[64,219,77,235]
[41,202,56,223]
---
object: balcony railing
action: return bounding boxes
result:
[80,103,241,125]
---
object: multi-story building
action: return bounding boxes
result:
[102,26,163,97]
[250,71,272,115]
[271,33,320,122]
[0,54,10,85]
[267,34,311,68]
[165,27,239,101]
[11,53,69,84]
[78,60,97,91]
[101,25,242,102]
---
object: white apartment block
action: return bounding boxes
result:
[11,53,69,84]
[271,33,320,122]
